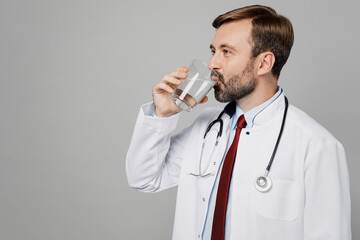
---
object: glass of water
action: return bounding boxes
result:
[171,59,218,112]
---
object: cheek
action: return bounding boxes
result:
[227,59,246,75]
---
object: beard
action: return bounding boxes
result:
[213,59,257,103]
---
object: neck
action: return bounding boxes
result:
[236,77,278,113]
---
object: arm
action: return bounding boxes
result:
[126,66,209,193]
[303,140,351,239]
[125,102,191,193]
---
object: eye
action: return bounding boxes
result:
[223,49,231,55]
[210,49,215,55]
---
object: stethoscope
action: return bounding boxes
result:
[189,96,289,193]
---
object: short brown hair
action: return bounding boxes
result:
[213,5,294,78]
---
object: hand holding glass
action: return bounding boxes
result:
[171,59,218,112]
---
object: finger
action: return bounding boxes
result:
[154,82,175,94]
[161,75,182,86]
[199,96,208,104]
[169,70,188,79]
[175,67,188,72]
[184,94,197,108]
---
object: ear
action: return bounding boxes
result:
[257,52,275,76]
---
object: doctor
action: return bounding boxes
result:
[126,5,351,240]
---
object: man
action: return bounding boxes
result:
[126,5,351,240]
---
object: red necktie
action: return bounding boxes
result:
[211,115,246,240]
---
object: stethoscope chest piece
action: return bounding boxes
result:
[255,174,272,192]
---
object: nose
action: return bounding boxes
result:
[208,54,221,71]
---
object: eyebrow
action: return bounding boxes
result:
[210,43,237,52]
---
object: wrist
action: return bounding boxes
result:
[154,108,177,118]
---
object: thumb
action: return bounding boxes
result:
[198,96,208,104]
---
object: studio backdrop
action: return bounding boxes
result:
[0,0,359,239]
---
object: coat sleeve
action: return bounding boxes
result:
[125,102,194,193]
[303,139,351,239]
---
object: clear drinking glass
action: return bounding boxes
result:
[171,59,218,112]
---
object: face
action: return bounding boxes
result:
[209,19,257,103]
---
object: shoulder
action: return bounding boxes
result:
[287,105,348,176]
[286,104,342,147]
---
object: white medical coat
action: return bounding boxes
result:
[126,94,351,240]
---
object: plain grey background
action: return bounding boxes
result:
[0,0,359,239]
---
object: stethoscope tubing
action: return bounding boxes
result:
[190,96,289,192]
[266,96,288,172]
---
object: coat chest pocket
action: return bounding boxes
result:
[255,179,299,221]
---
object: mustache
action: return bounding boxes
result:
[211,70,225,83]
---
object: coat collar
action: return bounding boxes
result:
[222,92,286,128]
[253,92,286,127]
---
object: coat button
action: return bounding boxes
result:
[202,198,206,202]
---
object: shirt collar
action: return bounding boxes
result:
[225,87,283,130]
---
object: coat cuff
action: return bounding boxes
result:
[137,102,181,133]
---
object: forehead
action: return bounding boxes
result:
[211,19,253,48]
